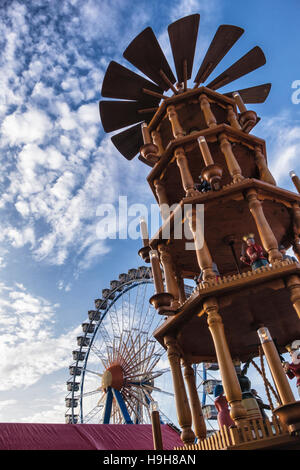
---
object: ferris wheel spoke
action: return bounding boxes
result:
[81,387,102,398]
[83,402,104,423]
[146,351,165,374]
[122,389,140,423]
[123,348,153,376]
[141,383,174,396]
[138,341,156,374]
[123,339,148,371]
[85,368,102,378]
[90,344,109,369]
[126,387,149,410]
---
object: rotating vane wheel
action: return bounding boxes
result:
[65,267,175,425]
[99,13,271,162]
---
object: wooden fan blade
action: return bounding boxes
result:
[101,61,163,105]
[138,155,155,167]
[168,14,200,83]
[207,46,266,90]
[194,24,244,85]
[99,100,156,133]
[224,83,271,103]
[123,27,176,91]
[111,124,143,160]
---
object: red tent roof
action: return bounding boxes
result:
[0,423,183,450]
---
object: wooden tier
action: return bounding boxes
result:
[147,124,267,208]
[150,179,300,278]
[153,261,300,363]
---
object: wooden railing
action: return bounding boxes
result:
[174,416,288,451]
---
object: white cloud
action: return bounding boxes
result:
[0,281,81,392]
[2,108,53,145]
[258,112,300,186]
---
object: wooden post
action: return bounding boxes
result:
[199,94,217,128]
[254,146,276,186]
[151,130,164,155]
[158,243,181,309]
[219,133,244,183]
[149,249,164,293]
[167,105,185,139]
[257,327,295,404]
[203,297,248,426]
[186,206,215,283]
[287,275,300,319]
[246,188,282,263]
[227,105,241,130]
[176,271,187,304]
[182,360,207,440]
[151,405,163,450]
[164,335,195,444]
[175,147,199,197]
[154,179,170,221]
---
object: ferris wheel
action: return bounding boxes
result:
[65,266,176,425]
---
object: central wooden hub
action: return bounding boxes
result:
[102,364,124,391]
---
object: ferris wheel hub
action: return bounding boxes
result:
[102,364,124,391]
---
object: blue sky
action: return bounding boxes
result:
[0,0,299,423]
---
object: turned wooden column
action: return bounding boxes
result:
[164,335,195,444]
[158,244,180,309]
[287,275,300,319]
[227,105,241,130]
[246,188,282,263]
[254,146,276,186]
[219,133,244,183]
[199,94,217,128]
[203,297,247,425]
[182,360,207,440]
[176,271,187,304]
[167,105,185,139]
[257,327,295,404]
[175,147,199,197]
[151,130,164,155]
[154,179,170,221]
[186,206,215,283]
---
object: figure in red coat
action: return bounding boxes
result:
[240,234,269,271]
[213,384,235,429]
[283,349,300,397]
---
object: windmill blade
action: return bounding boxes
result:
[123,27,176,91]
[138,155,155,167]
[111,123,143,160]
[167,14,200,84]
[101,61,163,106]
[194,24,244,85]
[206,46,266,90]
[99,100,156,133]
[224,83,271,103]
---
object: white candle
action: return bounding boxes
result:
[141,122,151,144]
[198,136,214,166]
[140,217,149,246]
[232,92,247,113]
